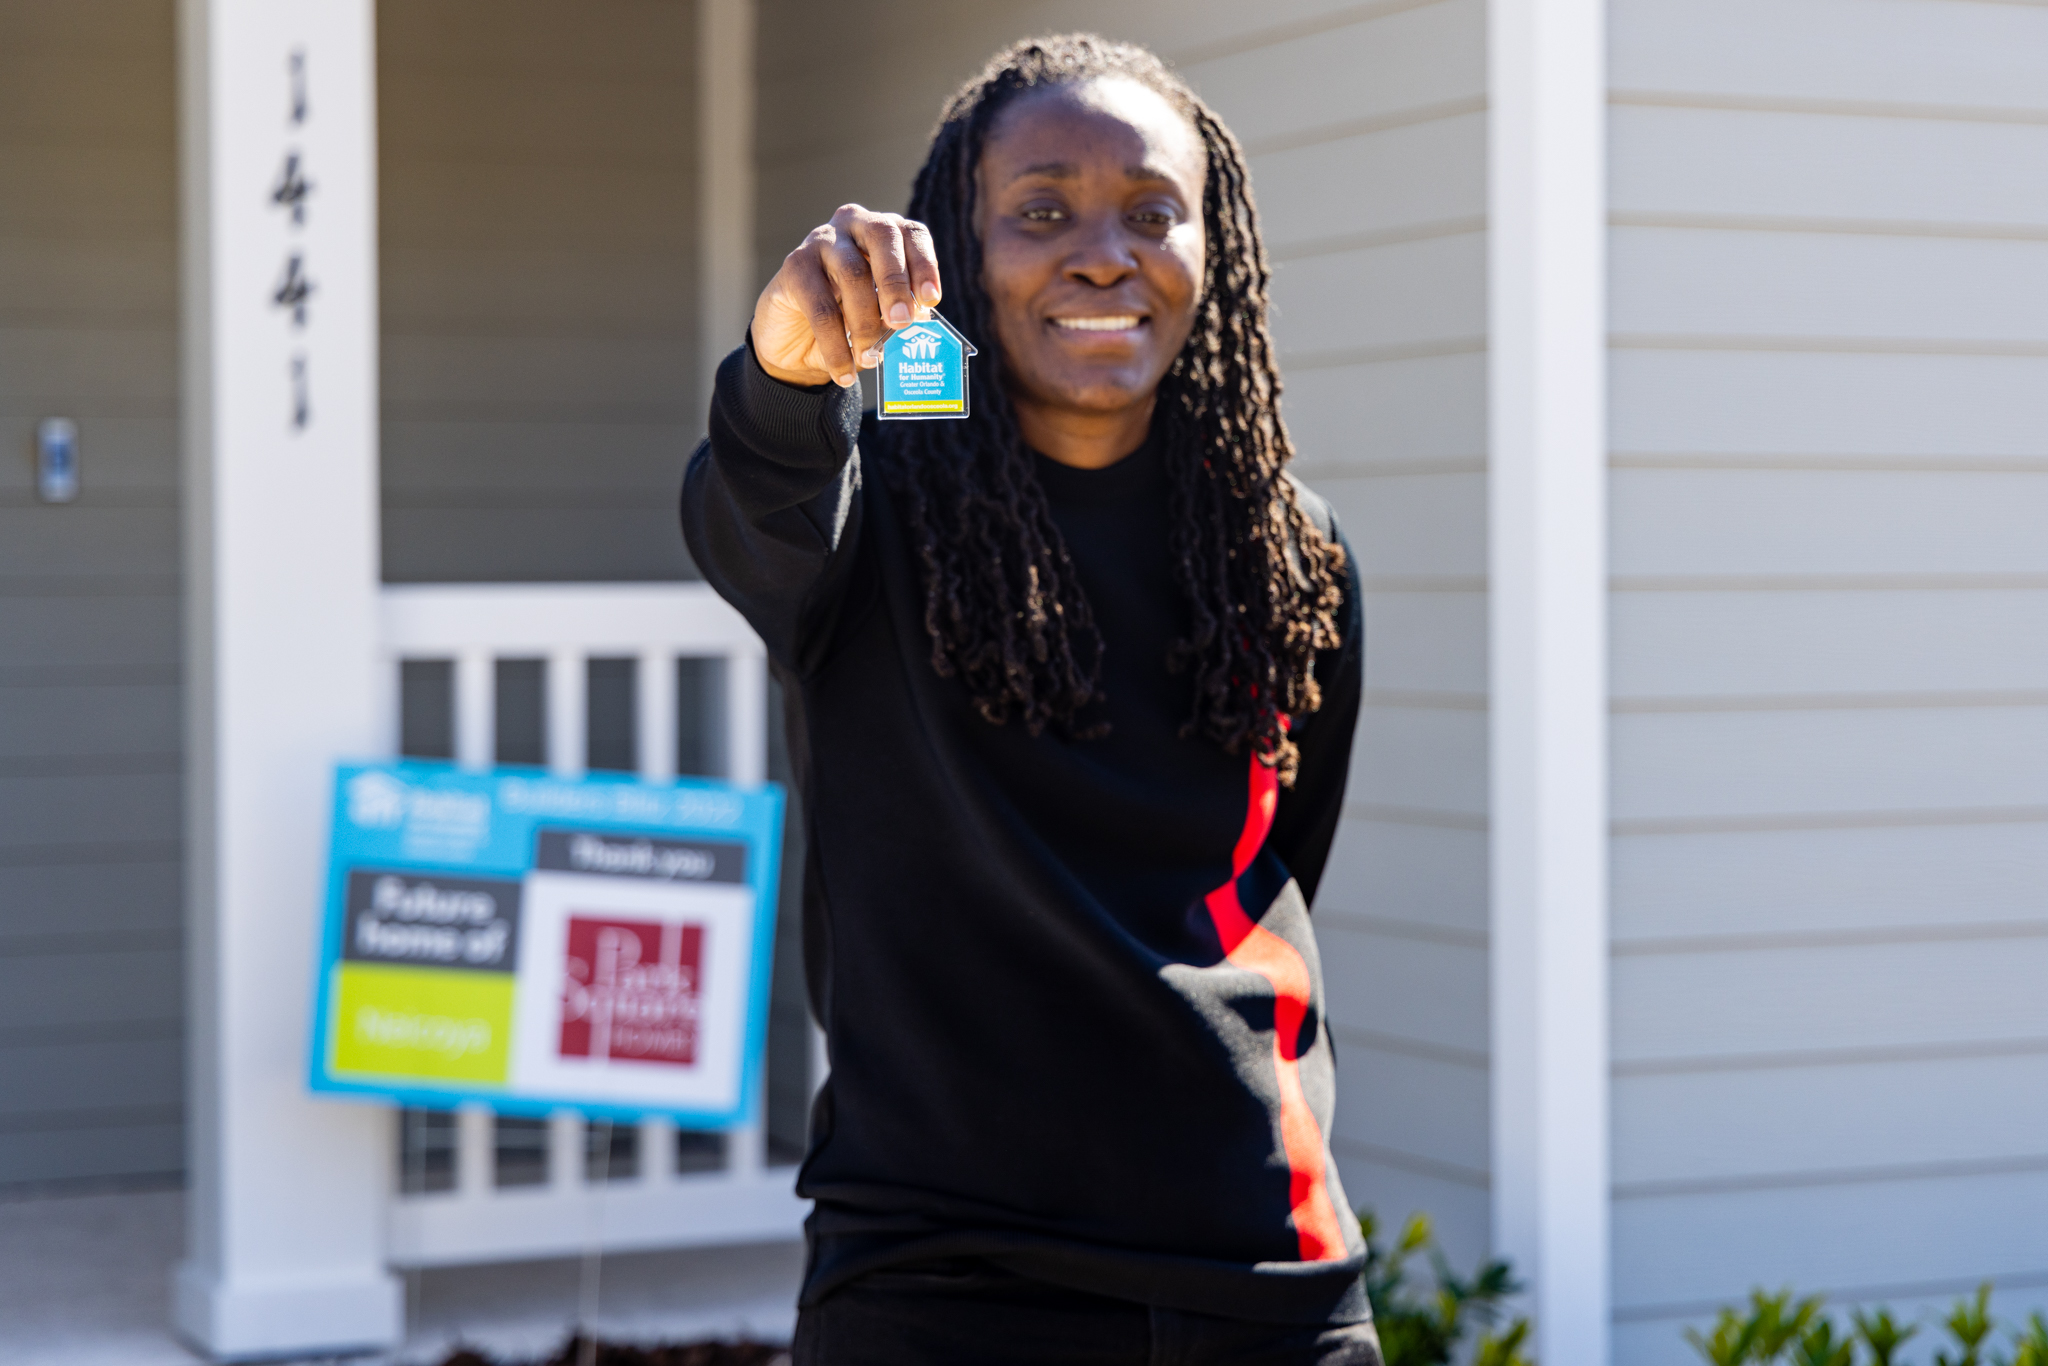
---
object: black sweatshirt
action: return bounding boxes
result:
[681,343,1370,1326]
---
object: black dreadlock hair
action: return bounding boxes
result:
[888,33,1347,784]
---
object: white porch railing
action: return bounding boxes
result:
[376,583,809,1267]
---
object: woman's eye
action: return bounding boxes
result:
[1020,206,1068,223]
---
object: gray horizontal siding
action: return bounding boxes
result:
[1608,0,2048,1334]
[378,0,700,584]
[0,0,182,1188]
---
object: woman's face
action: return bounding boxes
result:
[974,78,1206,425]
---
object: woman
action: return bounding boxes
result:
[683,34,1376,1366]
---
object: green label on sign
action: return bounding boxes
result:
[330,962,514,1084]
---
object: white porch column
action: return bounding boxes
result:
[176,0,399,1357]
[1487,0,1610,1361]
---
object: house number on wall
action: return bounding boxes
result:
[269,47,316,431]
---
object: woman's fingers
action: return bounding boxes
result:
[902,218,943,310]
[821,228,888,367]
[842,209,918,336]
[789,235,858,386]
[747,204,945,388]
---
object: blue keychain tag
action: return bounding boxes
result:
[878,310,977,420]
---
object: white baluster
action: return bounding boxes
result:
[550,1111,584,1192]
[456,1105,493,1199]
[637,648,676,783]
[547,648,585,778]
[640,1115,674,1187]
[455,647,494,771]
[376,650,402,757]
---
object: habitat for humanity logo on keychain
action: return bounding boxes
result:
[879,310,977,420]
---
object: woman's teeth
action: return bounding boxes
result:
[1053,316,1142,331]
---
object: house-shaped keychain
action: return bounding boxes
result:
[878,311,978,420]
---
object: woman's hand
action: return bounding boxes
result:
[751,204,943,389]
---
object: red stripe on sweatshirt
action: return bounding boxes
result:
[1202,748,1349,1263]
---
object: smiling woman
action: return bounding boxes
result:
[682,33,1376,1366]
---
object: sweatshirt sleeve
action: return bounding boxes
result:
[1269,517,1365,909]
[681,339,869,674]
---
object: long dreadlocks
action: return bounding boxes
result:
[888,34,1347,784]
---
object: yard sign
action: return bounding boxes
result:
[310,762,783,1128]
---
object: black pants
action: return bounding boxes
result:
[792,1260,1383,1366]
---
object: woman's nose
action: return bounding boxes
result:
[1062,212,1140,286]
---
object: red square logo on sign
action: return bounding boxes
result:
[559,915,705,1067]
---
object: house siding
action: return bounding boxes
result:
[0,0,184,1189]
[378,0,701,584]
[1605,0,2048,1355]
[756,0,1494,1266]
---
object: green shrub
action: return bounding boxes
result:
[2000,1312,2048,1366]
[1357,1209,1535,1366]
[1685,1282,2048,1366]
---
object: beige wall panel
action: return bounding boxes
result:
[1331,1044,1489,1179]
[1611,470,2048,578]
[0,1036,181,1121]
[0,0,168,50]
[383,0,694,76]
[1284,352,1486,477]
[0,947,181,1032]
[1270,232,1485,357]
[1321,923,1488,1053]
[0,1123,183,1189]
[0,328,176,408]
[0,773,182,851]
[1318,470,1486,578]
[1319,820,1487,933]
[1613,823,2048,942]
[380,506,697,584]
[1611,349,2048,460]
[1613,935,2048,1066]
[0,597,179,669]
[1612,589,2048,700]
[382,81,699,165]
[379,0,699,584]
[382,421,688,492]
[0,864,181,939]
[1609,0,2048,111]
[0,509,177,576]
[1178,0,1483,149]
[381,163,695,253]
[1615,1052,2048,1189]
[1355,589,1487,694]
[1612,1169,2048,1314]
[1250,109,1486,253]
[0,241,176,317]
[0,149,173,236]
[1611,105,2048,228]
[1612,706,2048,823]
[380,335,695,414]
[382,251,694,333]
[0,684,178,760]
[0,0,179,1187]
[1333,1151,1490,1274]
[0,52,171,147]
[1613,228,2048,343]
[1349,705,1488,816]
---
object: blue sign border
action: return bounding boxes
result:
[308,761,784,1129]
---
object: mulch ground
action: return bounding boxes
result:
[438,1336,789,1366]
